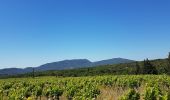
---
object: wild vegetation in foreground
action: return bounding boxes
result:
[0,75,170,100]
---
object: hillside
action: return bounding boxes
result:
[5,58,169,78]
[0,58,134,76]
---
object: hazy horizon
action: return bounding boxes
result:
[0,0,170,68]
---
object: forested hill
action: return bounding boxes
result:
[5,57,170,78]
[0,58,134,76]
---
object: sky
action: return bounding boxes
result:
[0,0,170,68]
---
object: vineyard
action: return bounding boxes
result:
[0,75,170,100]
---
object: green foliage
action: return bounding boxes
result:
[32,85,43,98]
[51,85,63,99]
[42,85,52,98]
[143,83,165,100]
[135,62,140,74]
[119,89,140,100]
[142,59,158,74]
[32,68,35,78]
[0,75,170,99]
[65,83,79,99]
[161,91,170,100]
[167,52,170,74]
[74,83,100,100]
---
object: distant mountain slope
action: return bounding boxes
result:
[36,59,92,71]
[0,67,33,76]
[93,58,134,66]
[0,58,134,76]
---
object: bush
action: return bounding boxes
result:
[119,89,140,100]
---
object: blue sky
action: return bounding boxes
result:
[0,0,170,68]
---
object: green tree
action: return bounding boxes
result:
[142,59,147,74]
[32,68,35,78]
[167,52,170,74]
[135,62,140,75]
[142,58,158,74]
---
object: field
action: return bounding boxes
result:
[0,75,170,100]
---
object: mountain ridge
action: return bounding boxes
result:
[0,58,134,76]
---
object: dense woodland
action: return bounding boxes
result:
[1,53,168,79]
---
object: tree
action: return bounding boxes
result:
[142,59,147,74]
[135,62,140,75]
[167,52,170,74]
[142,58,158,74]
[32,68,35,78]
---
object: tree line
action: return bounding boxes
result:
[135,52,170,75]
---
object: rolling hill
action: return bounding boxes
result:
[0,58,134,76]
